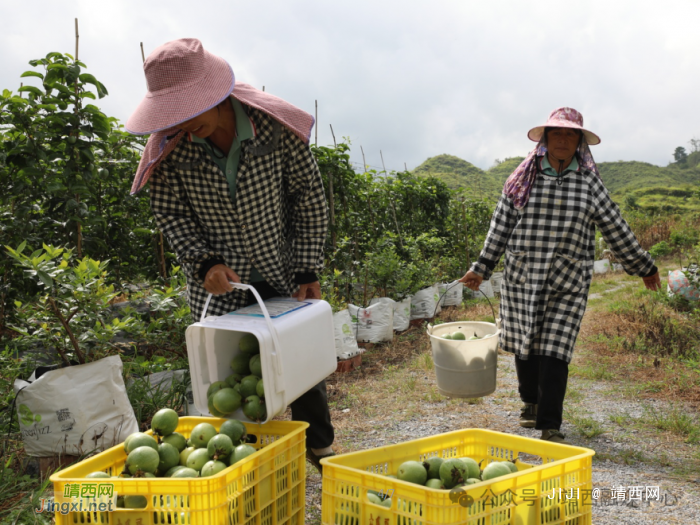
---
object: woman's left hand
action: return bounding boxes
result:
[293,281,322,300]
[642,271,661,291]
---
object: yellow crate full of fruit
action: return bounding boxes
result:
[50,416,308,525]
[321,428,594,525]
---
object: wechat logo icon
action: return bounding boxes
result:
[449,486,474,508]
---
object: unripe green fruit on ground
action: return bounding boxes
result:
[151,408,179,436]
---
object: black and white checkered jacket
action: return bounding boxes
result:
[471,166,655,363]
[149,105,328,319]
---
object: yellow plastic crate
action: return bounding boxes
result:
[321,428,594,525]
[50,417,308,525]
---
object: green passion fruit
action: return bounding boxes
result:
[397,460,428,485]
[219,419,247,445]
[151,408,179,436]
[239,333,260,354]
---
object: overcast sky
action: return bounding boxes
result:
[2,1,699,174]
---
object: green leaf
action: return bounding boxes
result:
[20,71,44,80]
[80,92,96,100]
[36,270,53,287]
[53,84,74,96]
[17,241,27,254]
[18,86,44,98]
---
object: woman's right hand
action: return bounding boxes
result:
[459,270,483,291]
[204,264,241,295]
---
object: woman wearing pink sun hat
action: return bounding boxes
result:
[459,107,660,445]
[126,38,335,472]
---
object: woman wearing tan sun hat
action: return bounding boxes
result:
[126,38,335,472]
[460,107,660,445]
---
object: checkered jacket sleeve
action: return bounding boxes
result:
[149,159,221,284]
[282,129,328,274]
[591,177,655,276]
[471,193,518,280]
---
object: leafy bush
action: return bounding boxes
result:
[649,241,672,258]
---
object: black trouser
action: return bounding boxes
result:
[245,281,335,449]
[514,354,568,431]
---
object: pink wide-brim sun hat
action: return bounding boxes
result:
[527,107,601,146]
[126,38,235,135]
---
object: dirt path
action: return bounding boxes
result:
[303,271,700,524]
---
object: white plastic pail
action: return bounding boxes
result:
[426,321,500,398]
[186,283,336,423]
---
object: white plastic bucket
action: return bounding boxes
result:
[426,321,500,398]
[186,283,336,423]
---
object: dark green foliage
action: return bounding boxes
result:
[0,52,160,329]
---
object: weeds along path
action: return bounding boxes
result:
[303,268,700,524]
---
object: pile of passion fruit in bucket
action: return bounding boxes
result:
[209,332,266,421]
[85,409,258,509]
[367,457,519,507]
[441,331,485,340]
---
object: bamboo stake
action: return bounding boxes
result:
[361,146,367,173]
[74,18,82,258]
[140,42,145,63]
[404,162,408,172]
[328,125,336,252]
[380,150,387,173]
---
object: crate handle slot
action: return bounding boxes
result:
[201,284,287,401]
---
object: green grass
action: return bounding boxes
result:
[569,362,616,381]
[642,405,700,443]
[564,408,606,439]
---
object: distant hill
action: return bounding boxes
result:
[412,154,506,200]
[414,152,700,211]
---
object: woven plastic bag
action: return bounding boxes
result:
[13,355,139,457]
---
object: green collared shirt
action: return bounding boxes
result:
[192,98,264,282]
[541,155,579,177]
[190,97,254,203]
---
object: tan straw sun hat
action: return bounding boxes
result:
[126,38,235,135]
[527,107,601,145]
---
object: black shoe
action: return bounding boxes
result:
[306,449,335,474]
[541,429,571,445]
[519,403,537,428]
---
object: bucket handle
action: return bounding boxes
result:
[201,284,287,401]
